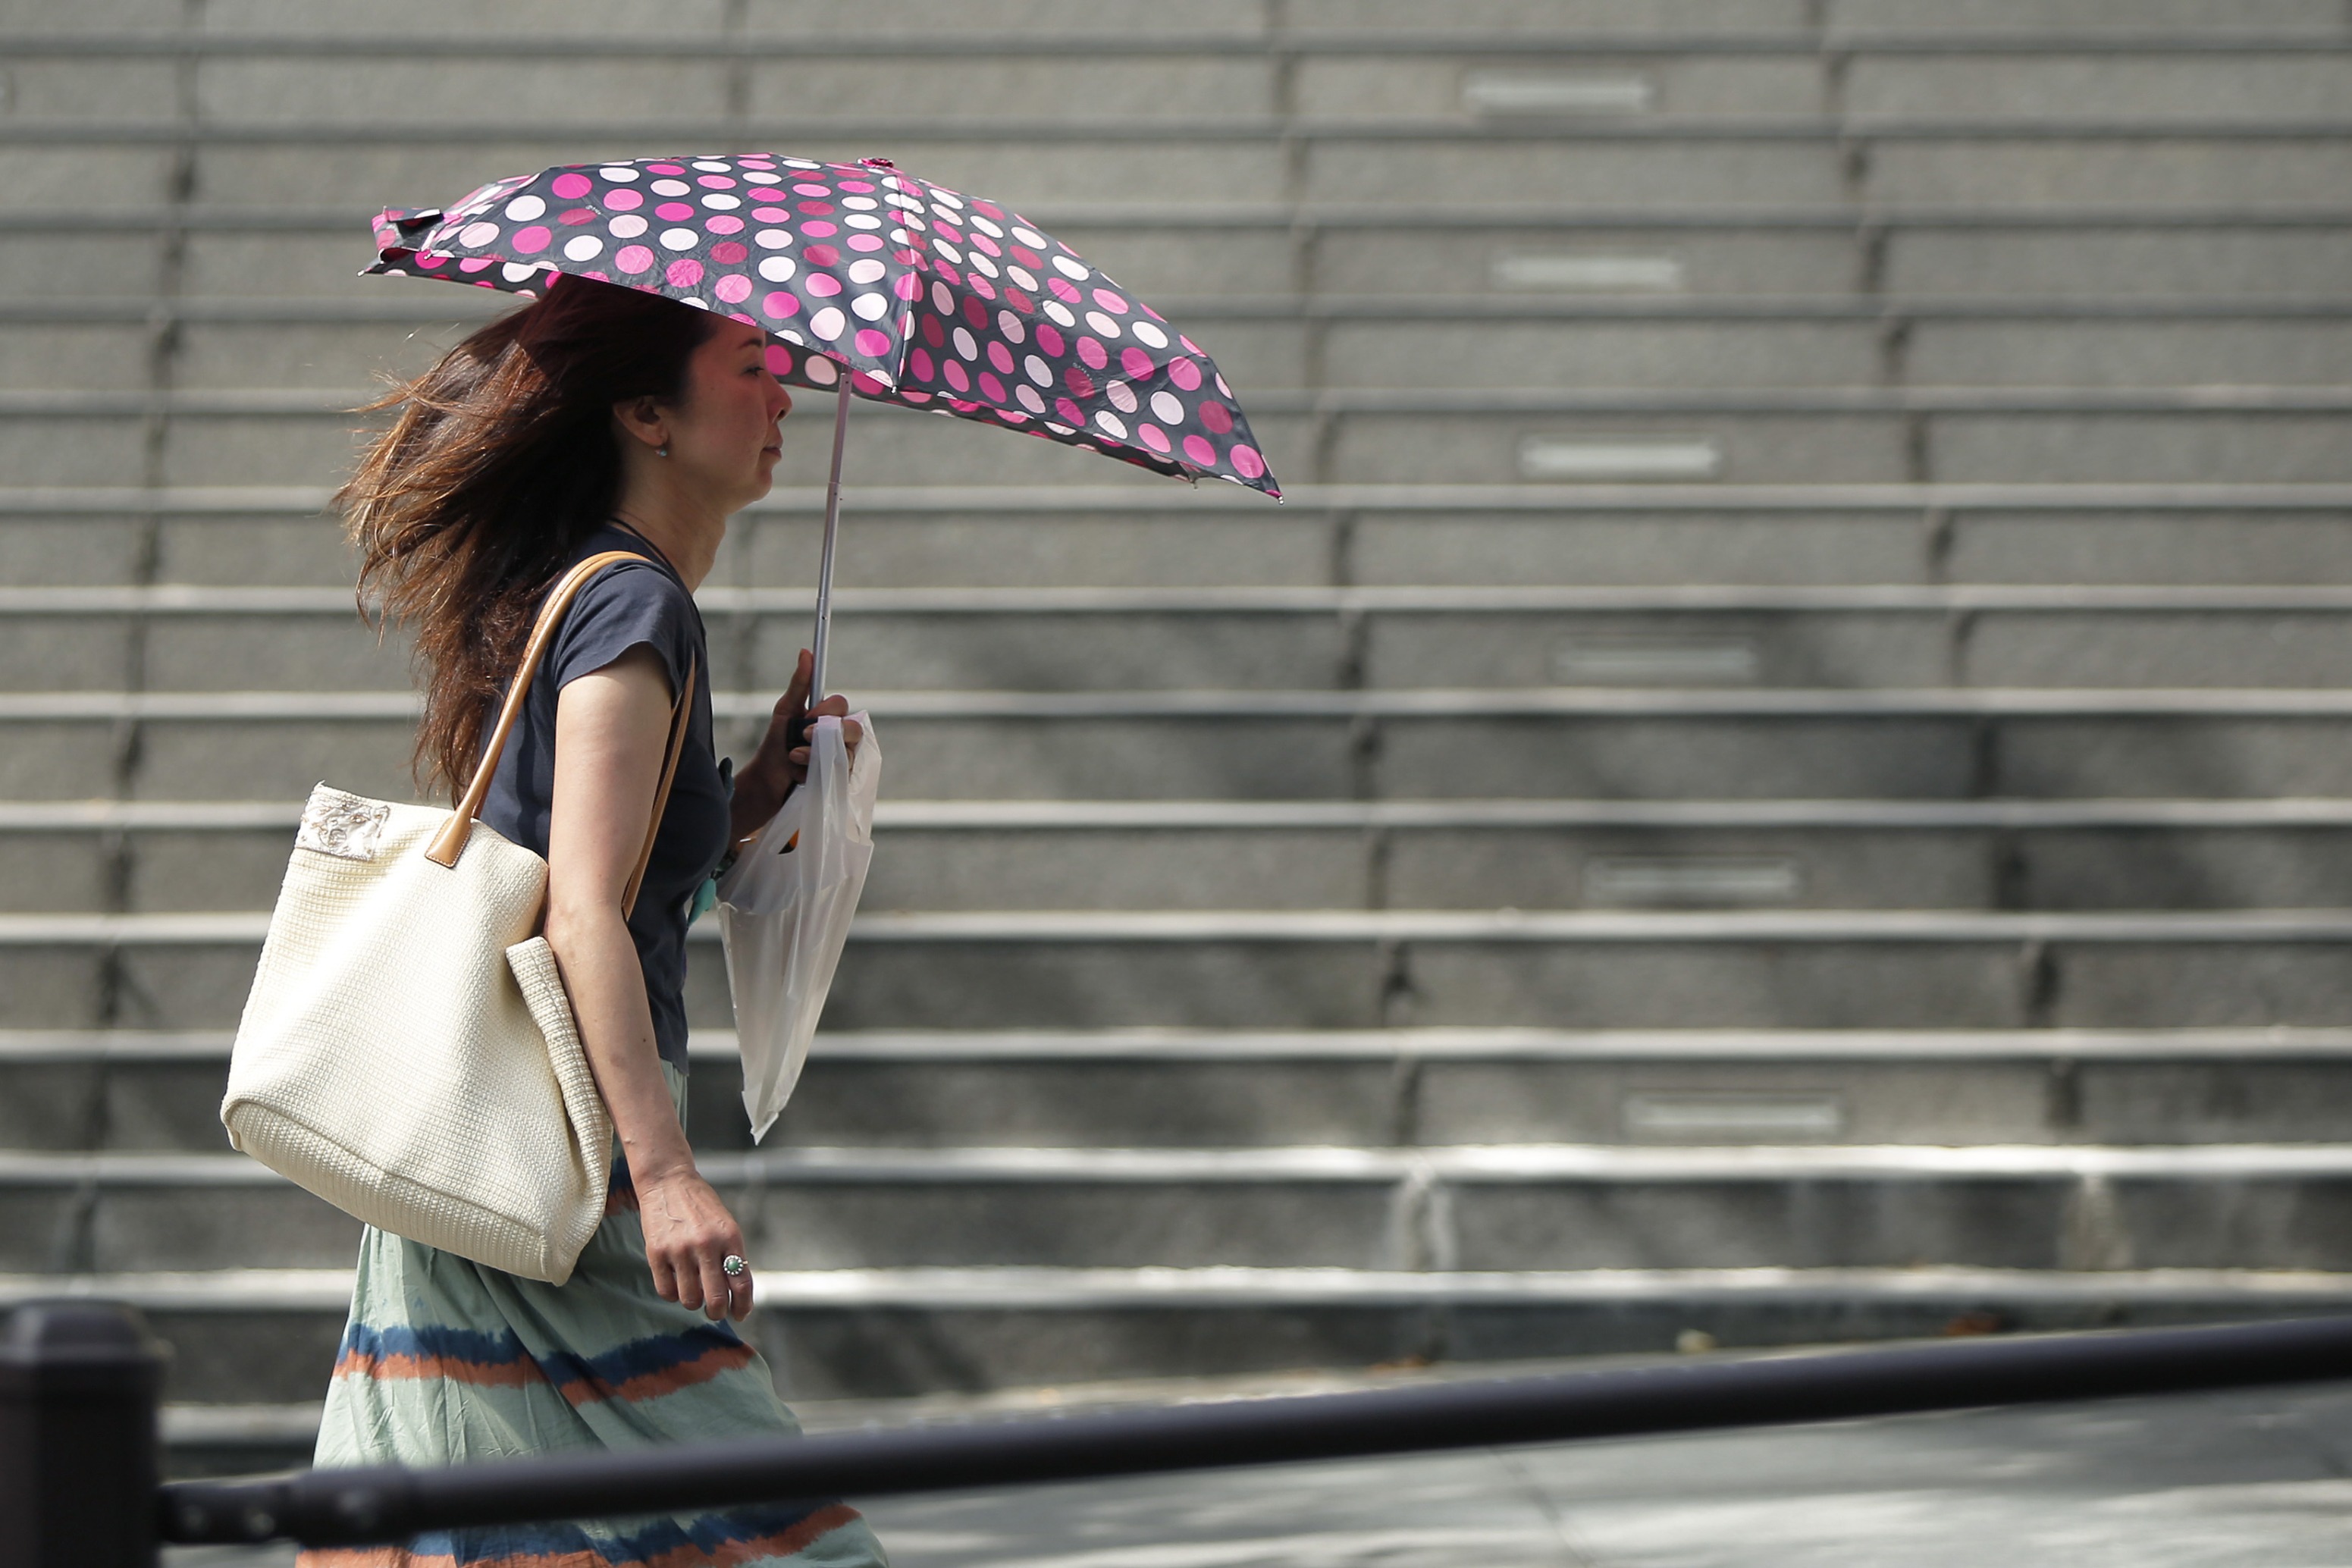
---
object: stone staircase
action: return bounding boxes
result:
[5,0,2352,1472]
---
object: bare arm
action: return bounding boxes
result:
[544,646,748,1322]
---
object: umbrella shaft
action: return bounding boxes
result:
[811,379,851,698]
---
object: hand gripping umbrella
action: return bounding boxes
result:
[368,152,1281,695]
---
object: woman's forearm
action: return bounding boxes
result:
[546,902,696,1185]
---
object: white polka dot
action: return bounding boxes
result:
[844,214,882,230]
[967,252,999,278]
[503,194,546,221]
[930,281,954,313]
[930,190,964,211]
[1052,255,1090,281]
[457,221,499,247]
[1131,321,1169,349]
[840,196,878,210]
[659,227,698,250]
[692,159,732,173]
[1095,411,1127,439]
[996,311,1026,344]
[681,296,710,310]
[757,256,797,282]
[609,215,648,239]
[562,234,603,261]
[701,193,741,210]
[500,261,540,283]
[803,351,838,382]
[1044,421,1074,437]
[847,258,886,284]
[1086,311,1122,338]
[651,180,691,197]
[1151,390,1184,424]
[1106,379,1137,413]
[1043,300,1076,328]
[809,306,846,341]
[781,157,820,170]
[599,166,641,182]
[776,328,805,345]
[952,327,978,361]
[889,229,910,245]
[1017,384,1046,414]
[932,240,961,262]
[1215,372,1232,397]
[969,215,1003,239]
[1007,266,1037,291]
[851,292,887,321]
[1023,355,1052,387]
[755,228,792,249]
[886,193,923,210]
[1011,225,1047,248]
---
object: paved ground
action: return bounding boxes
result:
[162,1353,2352,1566]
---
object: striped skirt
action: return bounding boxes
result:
[299,1065,887,1568]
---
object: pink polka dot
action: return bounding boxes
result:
[911,347,935,381]
[893,274,920,300]
[934,262,961,285]
[655,202,695,221]
[848,234,885,252]
[807,274,841,297]
[1169,358,1203,392]
[710,240,748,264]
[714,274,752,303]
[509,225,551,254]
[1077,337,1107,370]
[416,251,450,270]
[1137,422,1171,453]
[761,291,799,318]
[961,296,988,327]
[801,221,837,238]
[970,233,1002,258]
[1048,277,1080,304]
[1064,366,1095,398]
[854,328,892,356]
[604,190,643,211]
[1121,347,1155,378]
[1036,323,1065,357]
[728,312,757,328]
[752,206,789,222]
[1199,400,1234,434]
[1012,246,1043,269]
[705,215,744,235]
[647,162,685,175]
[804,245,841,267]
[1055,397,1084,425]
[851,371,888,395]
[920,316,945,347]
[1092,289,1129,314]
[972,200,1005,220]
[765,345,795,375]
[551,172,593,199]
[582,270,611,283]
[697,174,736,189]
[943,359,969,393]
[666,258,704,287]
[1181,335,1203,355]
[978,371,1005,403]
[559,207,597,227]
[970,275,996,300]
[797,201,834,216]
[839,180,876,194]
[1230,444,1265,479]
[1182,434,1216,466]
[792,183,830,197]
[613,246,655,274]
[986,341,1014,375]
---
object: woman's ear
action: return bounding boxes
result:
[613,394,666,454]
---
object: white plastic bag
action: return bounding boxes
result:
[717,711,878,1141]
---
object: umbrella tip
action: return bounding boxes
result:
[861,155,897,168]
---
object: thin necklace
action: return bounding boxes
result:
[607,514,680,577]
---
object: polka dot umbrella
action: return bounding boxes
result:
[368,152,1281,690]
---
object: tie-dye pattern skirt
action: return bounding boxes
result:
[299,1065,888,1568]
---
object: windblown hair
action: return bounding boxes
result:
[338,274,716,801]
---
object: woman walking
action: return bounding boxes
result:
[305,273,886,1567]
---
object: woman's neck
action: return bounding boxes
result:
[606,492,723,590]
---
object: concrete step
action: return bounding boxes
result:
[15,797,2352,916]
[14,1141,2352,1275]
[14,1026,2352,1152]
[5,483,2347,591]
[13,685,2352,801]
[20,1259,2352,1405]
[12,209,2351,303]
[9,905,2352,1031]
[22,584,2352,691]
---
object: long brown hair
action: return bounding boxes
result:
[339,274,717,800]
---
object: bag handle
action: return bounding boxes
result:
[425,549,698,919]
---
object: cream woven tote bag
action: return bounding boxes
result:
[221,550,694,1284]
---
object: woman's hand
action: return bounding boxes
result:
[635,1166,754,1322]
[728,647,864,844]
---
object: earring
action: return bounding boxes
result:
[656,444,669,458]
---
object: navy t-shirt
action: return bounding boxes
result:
[478,525,730,1071]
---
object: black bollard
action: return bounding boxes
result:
[0,1300,168,1568]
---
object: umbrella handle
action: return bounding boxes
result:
[810,378,851,700]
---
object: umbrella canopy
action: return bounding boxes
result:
[368,153,1278,498]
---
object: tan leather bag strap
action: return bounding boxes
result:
[425,549,698,918]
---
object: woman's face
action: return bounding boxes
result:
[663,321,794,511]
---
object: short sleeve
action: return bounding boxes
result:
[545,559,695,701]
